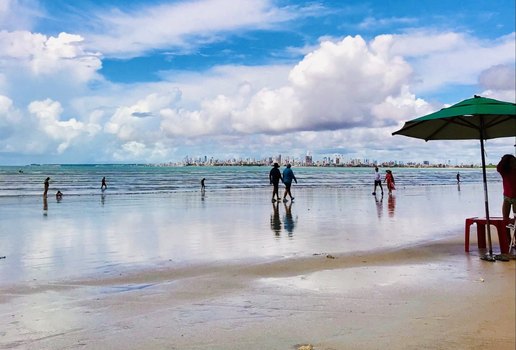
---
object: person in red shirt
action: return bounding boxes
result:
[384,170,395,195]
[496,154,516,220]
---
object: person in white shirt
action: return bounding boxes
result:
[372,166,383,196]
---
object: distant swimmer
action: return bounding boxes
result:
[101,177,107,190]
[56,190,63,201]
[43,177,50,197]
[201,178,206,190]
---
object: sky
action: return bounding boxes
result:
[0,0,515,166]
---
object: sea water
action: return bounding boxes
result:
[0,164,501,197]
[0,165,506,285]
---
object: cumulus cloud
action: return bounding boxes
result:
[159,35,427,137]
[0,30,101,80]
[105,92,179,142]
[28,98,101,153]
[0,7,514,165]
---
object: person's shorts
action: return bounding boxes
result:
[503,196,516,205]
[284,182,292,190]
[272,182,279,190]
[374,180,382,186]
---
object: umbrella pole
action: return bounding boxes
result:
[479,137,495,261]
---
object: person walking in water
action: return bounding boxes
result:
[282,164,297,202]
[101,177,107,190]
[372,166,383,195]
[269,163,283,202]
[384,170,395,195]
[43,177,50,197]
[456,172,461,183]
[201,178,206,190]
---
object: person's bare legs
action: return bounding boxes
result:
[283,183,293,201]
[502,199,511,220]
[272,184,280,202]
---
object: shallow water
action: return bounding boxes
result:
[0,180,505,285]
[0,164,500,197]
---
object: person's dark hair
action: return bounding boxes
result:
[500,154,515,173]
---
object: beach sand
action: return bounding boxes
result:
[1,185,515,349]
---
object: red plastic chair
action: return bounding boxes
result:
[465,217,514,254]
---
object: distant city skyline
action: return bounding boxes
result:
[0,0,514,166]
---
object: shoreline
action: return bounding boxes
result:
[1,236,514,349]
[1,184,515,349]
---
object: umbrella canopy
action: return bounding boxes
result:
[392,95,516,140]
[393,95,516,260]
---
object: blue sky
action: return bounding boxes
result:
[0,0,514,165]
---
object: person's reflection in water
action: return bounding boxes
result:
[43,196,48,216]
[457,182,461,192]
[270,201,282,236]
[101,192,106,205]
[388,194,396,217]
[283,201,296,236]
[375,193,383,219]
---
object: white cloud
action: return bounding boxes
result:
[0,0,42,31]
[385,31,516,93]
[479,64,516,91]
[160,35,422,137]
[0,30,101,80]
[84,0,301,58]
[28,98,100,153]
[0,21,514,164]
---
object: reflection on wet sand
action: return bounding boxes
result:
[375,193,383,219]
[283,202,296,236]
[388,194,396,217]
[270,201,281,236]
[43,196,48,215]
[270,201,297,237]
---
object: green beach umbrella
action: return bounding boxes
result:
[393,95,516,261]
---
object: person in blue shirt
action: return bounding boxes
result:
[282,164,298,202]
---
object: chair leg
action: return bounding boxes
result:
[477,223,487,249]
[465,221,471,252]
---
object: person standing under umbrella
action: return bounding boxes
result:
[496,154,516,220]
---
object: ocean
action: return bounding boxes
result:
[0,164,507,285]
[0,164,502,197]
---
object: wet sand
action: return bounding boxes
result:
[0,185,515,349]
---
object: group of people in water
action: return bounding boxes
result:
[43,176,108,200]
[39,154,516,222]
